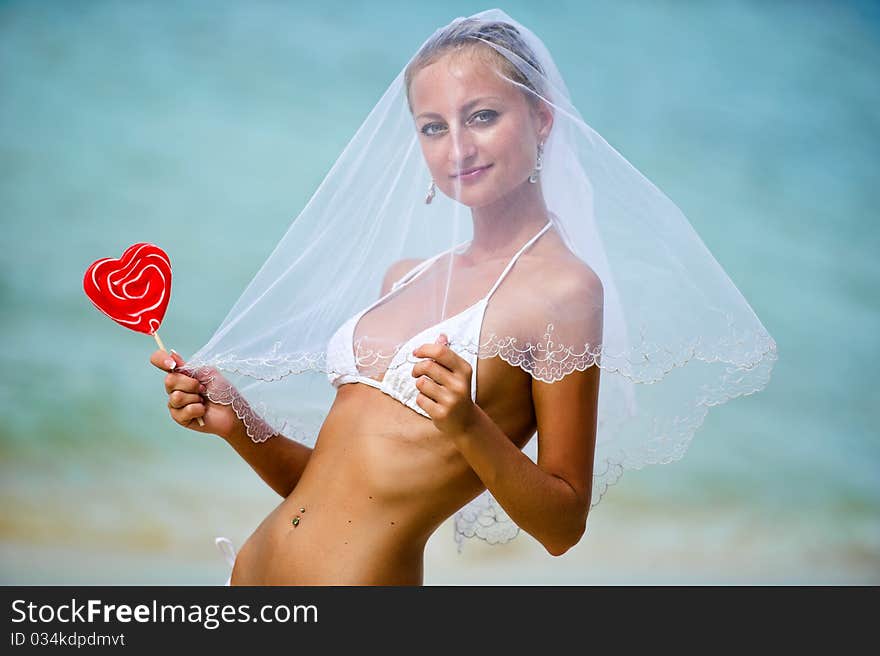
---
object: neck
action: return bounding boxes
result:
[468,180,550,256]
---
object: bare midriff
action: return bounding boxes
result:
[230,357,536,586]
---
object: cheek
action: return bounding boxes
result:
[419,140,446,171]
[486,125,534,175]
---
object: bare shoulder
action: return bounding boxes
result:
[381,257,426,296]
[528,248,604,308]
[524,228,604,301]
[503,246,604,348]
[557,257,602,297]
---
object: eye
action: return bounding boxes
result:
[421,122,446,137]
[419,110,497,137]
[470,110,498,124]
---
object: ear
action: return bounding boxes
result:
[534,99,554,144]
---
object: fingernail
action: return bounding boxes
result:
[199,384,207,393]
[165,359,176,370]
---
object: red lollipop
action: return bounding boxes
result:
[84,243,204,426]
[84,243,171,336]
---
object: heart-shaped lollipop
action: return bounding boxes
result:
[84,243,204,426]
[84,243,171,335]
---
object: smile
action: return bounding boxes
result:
[451,164,493,181]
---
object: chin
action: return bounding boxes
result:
[447,192,491,209]
[443,185,510,209]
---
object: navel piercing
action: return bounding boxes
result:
[425,179,436,204]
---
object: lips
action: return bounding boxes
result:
[451,164,492,178]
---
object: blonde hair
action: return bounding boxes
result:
[404,18,546,113]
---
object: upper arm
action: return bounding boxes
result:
[530,264,604,510]
[532,364,600,510]
[380,257,424,297]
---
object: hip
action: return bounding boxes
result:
[230,489,429,585]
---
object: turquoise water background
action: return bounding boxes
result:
[1,0,877,584]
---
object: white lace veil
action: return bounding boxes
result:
[179,8,777,552]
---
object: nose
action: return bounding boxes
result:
[446,126,477,169]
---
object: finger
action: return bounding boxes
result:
[168,349,192,373]
[411,359,455,388]
[414,389,440,418]
[415,374,449,404]
[168,390,204,410]
[171,402,205,426]
[150,349,177,372]
[164,372,203,396]
[413,340,467,376]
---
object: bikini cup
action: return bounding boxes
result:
[325,220,553,418]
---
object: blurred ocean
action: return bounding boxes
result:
[1,0,877,584]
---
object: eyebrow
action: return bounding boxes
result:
[415,96,503,121]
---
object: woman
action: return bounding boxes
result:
[150,10,776,585]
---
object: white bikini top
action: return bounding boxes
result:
[325,220,552,419]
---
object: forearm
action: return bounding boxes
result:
[453,408,588,556]
[223,420,313,499]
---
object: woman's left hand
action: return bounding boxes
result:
[412,333,478,434]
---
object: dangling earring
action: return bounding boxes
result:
[425,179,436,204]
[529,141,544,183]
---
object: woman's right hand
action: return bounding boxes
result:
[150,349,242,440]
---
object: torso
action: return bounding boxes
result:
[230,225,583,585]
[230,354,536,585]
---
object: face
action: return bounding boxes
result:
[409,49,552,208]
